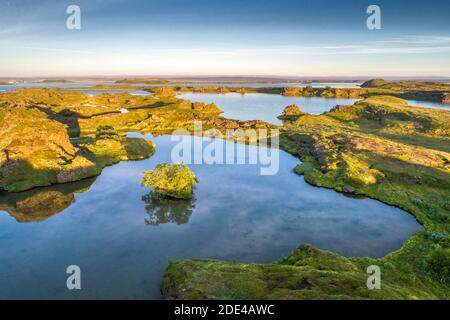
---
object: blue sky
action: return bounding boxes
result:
[1,0,449,77]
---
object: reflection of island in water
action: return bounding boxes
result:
[0,177,96,223]
[142,192,196,226]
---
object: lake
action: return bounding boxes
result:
[0,135,421,299]
[177,93,360,124]
[407,99,450,111]
[178,93,450,125]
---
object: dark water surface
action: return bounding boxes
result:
[0,135,420,299]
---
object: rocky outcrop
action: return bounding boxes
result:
[278,104,305,120]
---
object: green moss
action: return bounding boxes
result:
[162,244,439,300]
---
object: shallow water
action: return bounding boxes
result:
[177,92,360,124]
[0,135,420,299]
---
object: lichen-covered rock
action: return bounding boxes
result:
[142,164,197,199]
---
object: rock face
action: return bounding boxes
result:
[0,106,98,192]
[142,164,197,199]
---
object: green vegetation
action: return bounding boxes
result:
[142,164,198,199]
[162,95,450,300]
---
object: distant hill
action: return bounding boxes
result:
[40,79,73,83]
[361,79,389,88]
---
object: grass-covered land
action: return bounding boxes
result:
[162,95,450,300]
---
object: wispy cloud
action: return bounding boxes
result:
[148,35,450,56]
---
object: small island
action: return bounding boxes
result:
[277,104,305,121]
[142,164,198,199]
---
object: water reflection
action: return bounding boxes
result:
[143,192,196,226]
[0,178,96,223]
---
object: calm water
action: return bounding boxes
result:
[0,135,420,299]
[406,99,450,110]
[178,92,360,124]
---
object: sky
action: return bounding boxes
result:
[0,0,449,78]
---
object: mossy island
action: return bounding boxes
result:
[142,164,198,199]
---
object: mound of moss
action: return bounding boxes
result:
[142,164,197,199]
